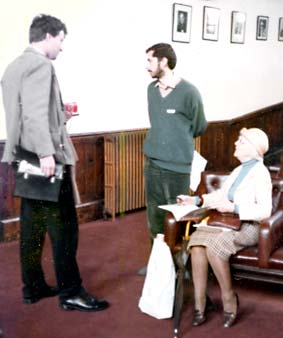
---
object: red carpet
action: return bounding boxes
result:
[0,210,282,338]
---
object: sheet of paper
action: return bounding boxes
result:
[190,150,207,192]
[158,203,199,221]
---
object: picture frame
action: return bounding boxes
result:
[202,6,220,41]
[256,16,269,40]
[172,3,192,43]
[278,17,283,41]
[231,11,246,44]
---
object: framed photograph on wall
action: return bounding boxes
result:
[278,17,283,41]
[172,3,192,43]
[256,16,269,40]
[231,11,246,44]
[202,6,220,41]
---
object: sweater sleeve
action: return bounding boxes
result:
[187,85,208,138]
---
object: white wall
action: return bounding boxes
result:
[0,0,283,139]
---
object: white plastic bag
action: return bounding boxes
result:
[138,235,176,319]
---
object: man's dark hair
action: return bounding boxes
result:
[146,43,177,70]
[29,14,67,43]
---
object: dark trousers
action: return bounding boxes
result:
[144,158,190,241]
[20,167,82,299]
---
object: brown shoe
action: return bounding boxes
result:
[192,296,216,326]
[192,309,206,326]
[223,293,239,328]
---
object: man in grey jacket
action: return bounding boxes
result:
[1,14,109,312]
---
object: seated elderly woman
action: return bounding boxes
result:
[177,128,272,328]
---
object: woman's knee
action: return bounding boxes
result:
[191,246,208,263]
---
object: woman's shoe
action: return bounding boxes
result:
[192,309,206,326]
[223,293,239,328]
[192,295,215,326]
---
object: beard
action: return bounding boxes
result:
[151,65,164,79]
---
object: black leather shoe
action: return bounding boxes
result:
[60,292,109,312]
[223,293,239,328]
[23,286,59,304]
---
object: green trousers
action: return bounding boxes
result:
[144,158,190,241]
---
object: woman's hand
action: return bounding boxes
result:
[176,194,197,205]
[209,195,235,213]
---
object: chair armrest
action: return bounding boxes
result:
[164,212,197,253]
[258,210,283,267]
[164,212,181,252]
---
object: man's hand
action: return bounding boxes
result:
[40,155,55,177]
[65,109,73,121]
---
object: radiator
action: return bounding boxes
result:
[104,129,147,220]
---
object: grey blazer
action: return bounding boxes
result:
[1,47,77,165]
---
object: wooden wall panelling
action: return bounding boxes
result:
[200,122,236,171]
[0,142,20,241]
[72,134,104,224]
[200,102,283,171]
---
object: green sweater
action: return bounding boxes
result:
[143,79,207,173]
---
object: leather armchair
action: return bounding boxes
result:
[164,170,283,285]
